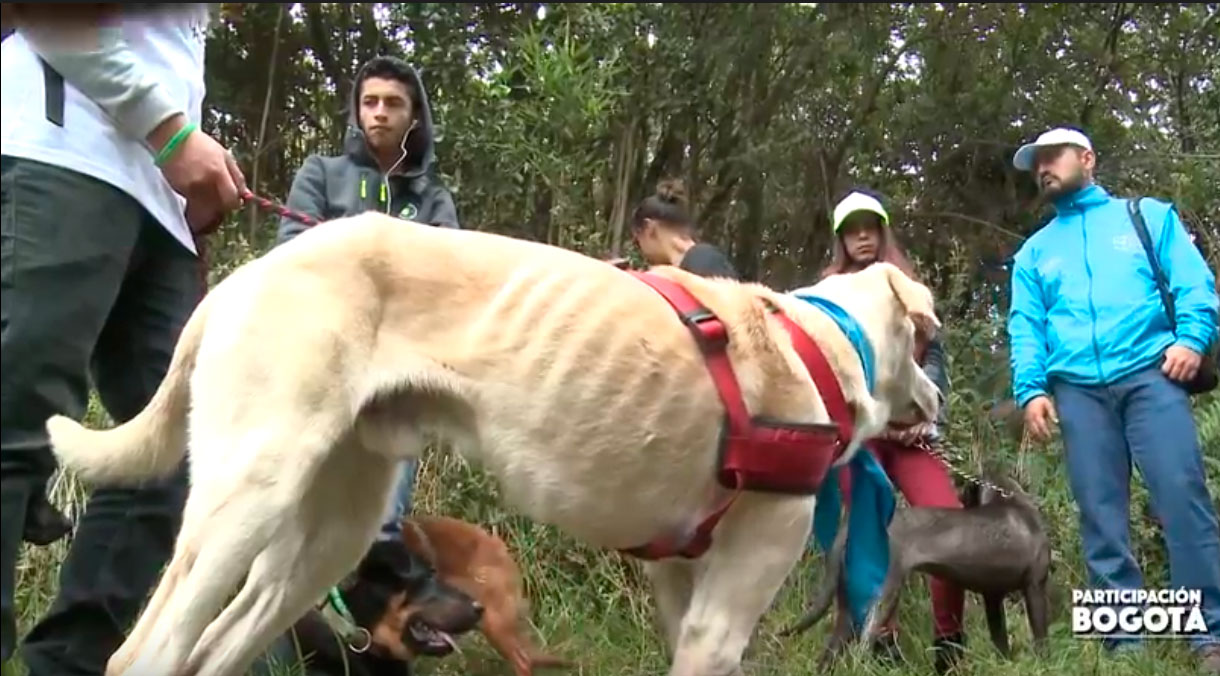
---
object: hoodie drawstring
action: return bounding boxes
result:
[359,176,390,212]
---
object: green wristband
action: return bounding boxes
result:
[154,122,197,167]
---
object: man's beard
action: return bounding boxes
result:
[1039,169,1088,200]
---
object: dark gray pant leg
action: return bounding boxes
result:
[0,155,204,675]
[1,155,140,667]
[22,223,202,676]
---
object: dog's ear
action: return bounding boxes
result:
[402,520,439,566]
[360,540,434,588]
[879,263,940,340]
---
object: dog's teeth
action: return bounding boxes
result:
[440,631,462,654]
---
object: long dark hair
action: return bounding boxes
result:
[631,178,694,235]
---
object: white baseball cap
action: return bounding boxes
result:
[832,191,889,233]
[1012,127,1094,171]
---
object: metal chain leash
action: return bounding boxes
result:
[908,432,1022,500]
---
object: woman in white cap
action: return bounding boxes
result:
[819,188,967,672]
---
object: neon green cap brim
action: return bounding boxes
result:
[832,192,890,232]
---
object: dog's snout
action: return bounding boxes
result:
[471,600,484,618]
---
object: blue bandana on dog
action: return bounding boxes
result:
[792,292,896,630]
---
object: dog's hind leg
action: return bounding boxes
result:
[104,537,195,676]
[183,442,398,676]
[641,559,696,652]
[983,592,1010,658]
[1023,579,1050,657]
[107,452,263,674]
[110,424,351,676]
[666,494,812,676]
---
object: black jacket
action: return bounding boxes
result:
[921,336,951,426]
[277,57,458,243]
[679,242,739,280]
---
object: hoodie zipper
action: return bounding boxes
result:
[1080,209,1106,383]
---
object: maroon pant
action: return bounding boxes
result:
[838,439,965,638]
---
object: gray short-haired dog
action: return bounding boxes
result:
[782,474,1052,672]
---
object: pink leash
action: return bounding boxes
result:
[240,189,319,227]
[192,190,316,292]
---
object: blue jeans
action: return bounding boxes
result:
[1054,365,1220,652]
[377,458,419,541]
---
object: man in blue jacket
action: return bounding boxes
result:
[1007,127,1220,671]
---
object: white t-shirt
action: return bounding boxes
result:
[0,5,211,255]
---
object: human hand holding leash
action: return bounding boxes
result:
[150,113,248,234]
[1023,395,1058,443]
[1162,345,1202,384]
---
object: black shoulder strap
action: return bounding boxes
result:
[39,58,65,127]
[1,28,64,125]
[1126,197,1176,329]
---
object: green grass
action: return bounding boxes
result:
[6,391,1218,676]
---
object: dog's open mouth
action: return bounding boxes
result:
[407,618,461,655]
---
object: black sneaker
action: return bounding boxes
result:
[932,632,966,674]
[872,632,904,666]
[22,490,72,546]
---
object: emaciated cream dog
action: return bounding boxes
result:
[45,212,942,676]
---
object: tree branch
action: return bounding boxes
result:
[1080,2,1129,128]
[828,17,960,174]
[250,3,285,238]
[908,211,1027,242]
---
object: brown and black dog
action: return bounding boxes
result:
[269,538,485,676]
[401,515,575,676]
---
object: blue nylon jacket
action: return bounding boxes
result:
[1007,184,1218,407]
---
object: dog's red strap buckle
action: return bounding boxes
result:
[617,272,854,561]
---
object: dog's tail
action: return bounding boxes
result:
[777,516,849,637]
[46,292,212,486]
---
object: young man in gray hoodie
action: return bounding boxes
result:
[277,55,459,241]
[246,55,461,675]
[277,55,459,539]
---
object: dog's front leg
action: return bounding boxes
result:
[641,559,696,653]
[983,592,1010,658]
[819,583,858,671]
[667,494,812,676]
[859,556,906,645]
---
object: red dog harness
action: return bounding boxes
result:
[619,271,857,560]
